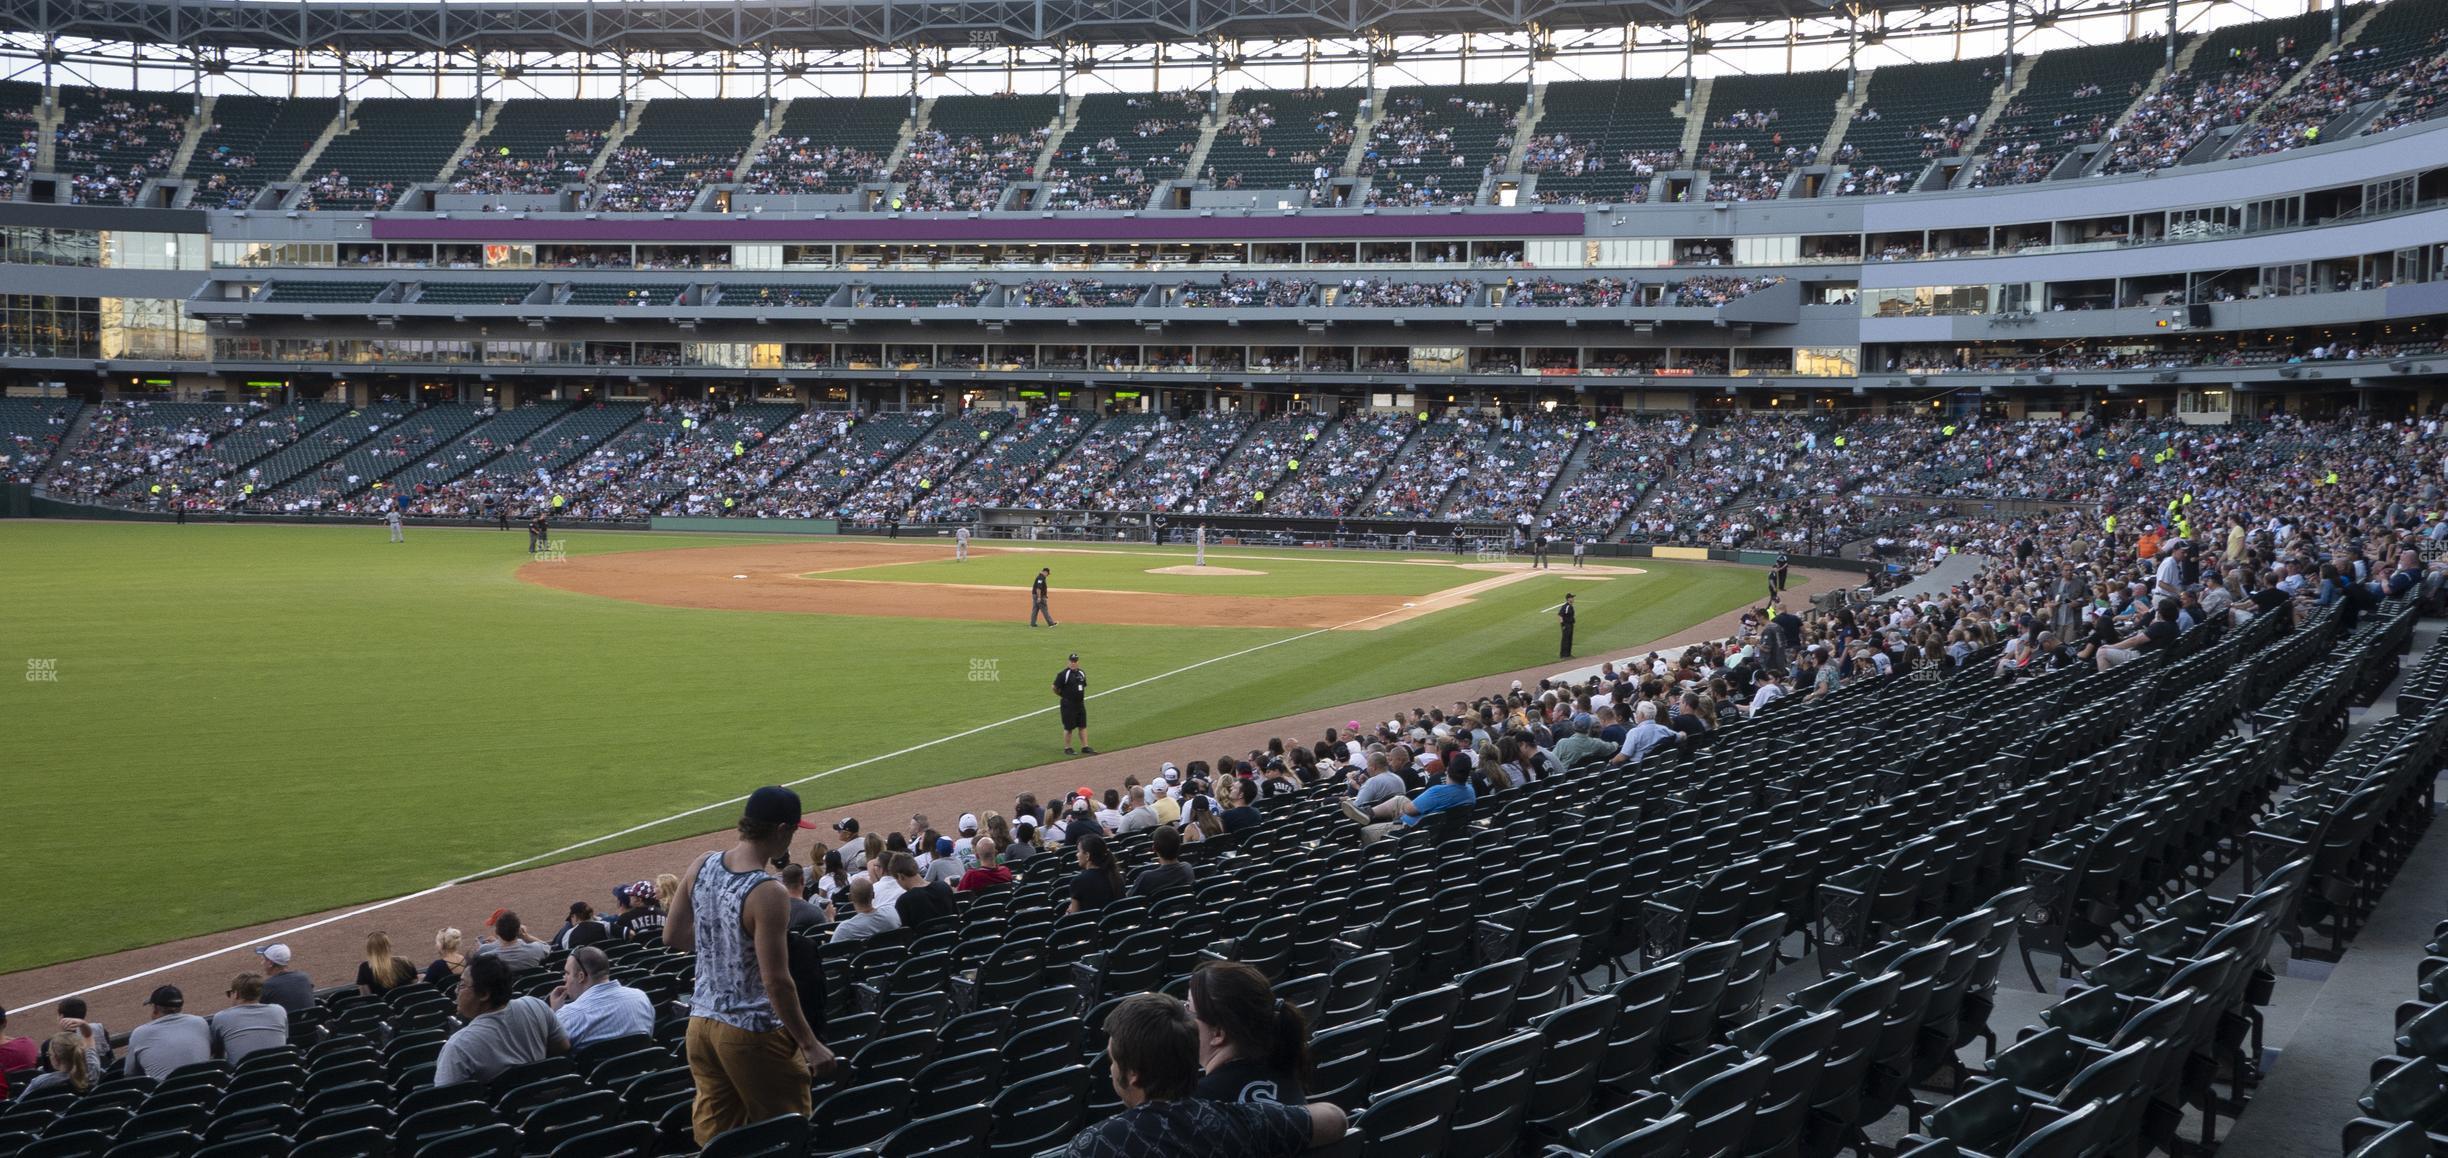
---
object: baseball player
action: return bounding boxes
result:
[955,524,970,562]
[1558,593,1577,658]
[386,496,404,543]
[528,513,549,554]
[1769,554,1791,604]
[1055,652,1093,754]
[1573,538,1587,568]
[1031,568,1057,627]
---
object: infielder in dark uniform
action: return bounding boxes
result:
[1031,568,1057,627]
[1558,593,1577,658]
[1769,554,1791,604]
[528,513,550,554]
[1055,652,1093,754]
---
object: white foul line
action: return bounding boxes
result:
[24,601,1416,1008]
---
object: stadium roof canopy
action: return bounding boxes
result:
[1,0,1942,55]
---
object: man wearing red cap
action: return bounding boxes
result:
[667,785,839,1144]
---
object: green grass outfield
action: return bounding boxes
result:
[0,521,1760,973]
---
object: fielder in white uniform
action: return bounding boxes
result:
[955,524,970,561]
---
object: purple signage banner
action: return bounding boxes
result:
[368,211,1586,245]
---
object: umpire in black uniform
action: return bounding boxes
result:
[1031,568,1056,626]
[1055,653,1093,755]
[1558,593,1577,658]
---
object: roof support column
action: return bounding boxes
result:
[2001,3,2015,90]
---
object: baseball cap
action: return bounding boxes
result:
[1511,679,1524,691]
[832,817,859,834]
[146,985,184,1010]
[1013,815,1037,832]
[1068,652,1080,661]
[1161,762,1180,783]
[934,837,955,857]
[743,785,819,830]
[255,944,292,966]
[958,813,979,834]
[1075,786,1094,800]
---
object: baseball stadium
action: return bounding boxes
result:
[2,0,2448,1151]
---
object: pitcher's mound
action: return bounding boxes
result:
[1147,564,1266,577]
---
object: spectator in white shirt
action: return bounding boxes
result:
[548,946,657,1049]
[1748,673,1788,717]
[829,879,902,945]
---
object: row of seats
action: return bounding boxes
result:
[1203,88,1359,190]
[451,99,622,196]
[746,98,905,196]
[0,395,79,484]
[913,409,1092,517]
[302,100,480,210]
[1358,84,1520,207]
[261,405,493,510]
[183,96,342,209]
[1040,92,1207,211]
[1834,59,1999,196]
[1971,40,2165,187]
[595,98,762,212]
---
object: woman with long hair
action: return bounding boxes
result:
[814,850,851,910]
[1188,961,1312,1103]
[18,1032,98,1099]
[984,811,1013,854]
[356,931,417,995]
[424,927,467,987]
[1182,797,1225,842]
[1066,833,1124,914]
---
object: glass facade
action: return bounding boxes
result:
[2,226,100,266]
[0,295,101,358]
[102,231,208,271]
[100,297,210,360]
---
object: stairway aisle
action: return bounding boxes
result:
[2216,619,2448,1157]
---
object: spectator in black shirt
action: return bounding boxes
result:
[1130,829,1197,901]
[1067,834,1124,914]
[889,853,956,930]
[1062,993,1343,1158]
[1219,778,1264,832]
[1189,961,1311,1105]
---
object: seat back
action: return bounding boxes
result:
[1354,1074,1462,1158]
[1445,1032,1547,1158]
[874,1104,990,1158]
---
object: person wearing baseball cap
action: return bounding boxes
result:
[666,785,837,1143]
[831,817,863,865]
[254,943,315,1014]
[127,985,211,1079]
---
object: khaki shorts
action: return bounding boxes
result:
[686,1016,810,1145]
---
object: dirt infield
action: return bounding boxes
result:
[1145,564,1266,577]
[518,541,1640,631]
[0,560,1850,1022]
